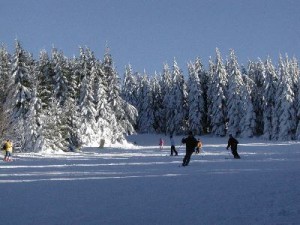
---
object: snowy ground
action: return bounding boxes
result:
[0,134,299,225]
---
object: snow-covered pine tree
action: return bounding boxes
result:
[0,44,11,103]
[247,59,266,136]
[52,48,70,106]
[37,50,55,111]
[33,49,67,151]
[137,73,154,133]
[151,73,164,133]
[276,55,296,140]
[170,59,188,134]
[103,49,137,142]
[90,54,108,132]
[21,53,42,152]
[103,48,118,111]
[66,55,82,144]
[289,57,299,96]
[118,98,137,137]
[30,50,70,152]
[122,64,139,108]
[89,56,117,144]
[120,64,139,134]
[262,57,278,140]
[195,57,209,134]
[208,49,227,136]
[161,63,173,134]
[51,47,78,150]
[187,60,204,135]
[226,49,245,136]
[288,57,300,139]
[42,98,68,151]
[23,86,42,152]
[78,47,97,145]
[54,56,82,151]
[240,70,256,138]
[206,57,214,134]
[0,44,11,138]
[60,96,82,151]
[5,40,34,149]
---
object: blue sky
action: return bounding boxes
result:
[0,0,299,75]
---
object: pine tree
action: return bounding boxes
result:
[42,98,68,151]
[89,57,115,143]
[0,44,11,103]
[122,64,139,108]
[151,73,164,133]
[23,86,41,152]
[5,40,34,149]
[187,60,204,135]
[240,73,256,138]
[208,49,227,136]
[276,55,296,140]
[103,49,137,142]
[77,47,97,144]
[289,57,300,139]
[0,44,11,138]
[247,59,266,135]
[226,50,245,136]
[52,48,70,106]
[170,59,188,134]
[21,49,55,152]
[263,58,278,140]
[137,73,154,133]
[161,63,173,134]
[60,97,82,151]
[37,50,55,111]
[206,57,214,133]
[196,58,209,134]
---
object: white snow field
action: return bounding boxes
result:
[0,134,299,225]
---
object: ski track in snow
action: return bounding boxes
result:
[0,135,299,225]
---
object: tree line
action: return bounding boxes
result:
[0,41,137,152]
[122,48,299,141]
[0,41,299,152]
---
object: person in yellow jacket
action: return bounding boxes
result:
[3,139,13,162]
[195,139,203,154]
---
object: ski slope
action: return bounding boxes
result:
[0,134,299,225]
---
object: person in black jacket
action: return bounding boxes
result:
[181,131,198,166]
[226,134,240,159]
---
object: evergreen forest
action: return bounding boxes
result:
[0,41,299,152]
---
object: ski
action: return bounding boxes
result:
[178,165,189,167]
[225,157,242,160]
[3,159,13,162]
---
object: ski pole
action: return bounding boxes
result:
[226,148,232,159]
[179,144,183,155]
[201,147,205,158]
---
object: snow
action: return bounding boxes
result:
[0,134,299,225]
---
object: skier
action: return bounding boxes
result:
[3,139,13,162]
[226,134,240,159]
[170,135,178,156]
[181,131,198,166]
[195,138,203,154]
[159,138,164,150]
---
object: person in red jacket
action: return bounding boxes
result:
[159,138,164,150]
[226,134,240,159]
